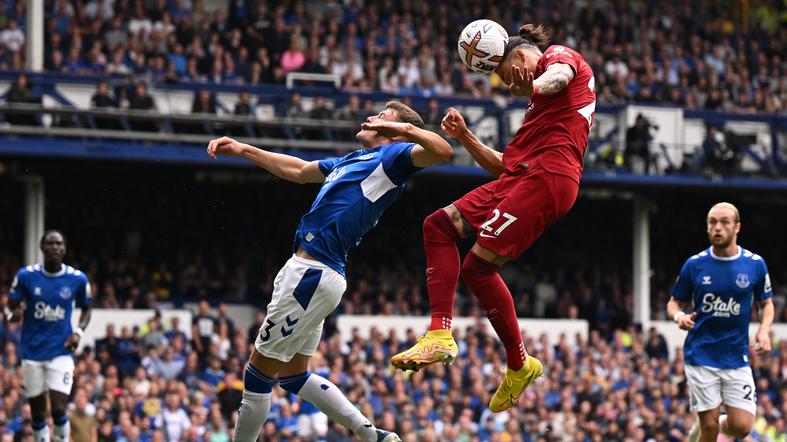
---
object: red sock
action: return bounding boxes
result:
[461,251,526,370]
[423,210,461,331]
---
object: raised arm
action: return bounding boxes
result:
[509,63,576,97]
[359,121,453,168]
[206,136,325,184]
[441,108,505,177]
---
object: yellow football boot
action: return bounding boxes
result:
[489,355,543,412]
[390,329,458,371]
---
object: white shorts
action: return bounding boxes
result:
[686,364,757,416]
[255,255,346,362]
[22,355,75,397]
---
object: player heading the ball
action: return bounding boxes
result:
[392,22,596,413]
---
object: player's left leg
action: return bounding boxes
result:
[719,366,758,439]
[462,169,578,412]
[45,355,75,442]
[48,391,70,442]
[278,332,400,442]
[461,243,542,413]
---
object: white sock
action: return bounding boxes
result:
[296,373,378,442]
[233,390,271,442]
[53,420,70,442]
[33,425,50,442]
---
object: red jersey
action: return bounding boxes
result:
[502,45,596,183]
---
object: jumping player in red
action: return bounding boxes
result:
[392,24,596,412]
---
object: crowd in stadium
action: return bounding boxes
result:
[0,0,783,113]
[0,302,784,441]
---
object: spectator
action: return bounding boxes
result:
[0,19,24,53]
[69,388,97,442]
[645,327,669,361]
[191,300,216,363]
[127,82,157,131]
[281,37,306,74]
[4,74,38,126]
[624,114,656,175]
[300,46,326,75]
[154,392,191,441]
[423,98,443,127]
[233,90,253,116]
[191,90,216,114]
[702,125,739,176]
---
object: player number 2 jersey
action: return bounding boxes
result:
[9,264,92,361]
[503,45,596,183]
[671,246,772,369]
[293,142,422,276]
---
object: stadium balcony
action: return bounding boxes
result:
[1,71,786,190]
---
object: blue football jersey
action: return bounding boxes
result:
[672,246,772,369]
[9,264,92,361]
[294,142,421,276]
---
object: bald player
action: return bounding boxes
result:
[667,203,774,442]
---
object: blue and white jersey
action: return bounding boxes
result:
[672,246,772,369]
[294,142,421,276]
[9,263,92,361]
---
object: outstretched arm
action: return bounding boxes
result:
[509,63,576,97]
[206,136,325,184]
[441,108,505,177]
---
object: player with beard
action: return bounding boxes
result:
[667,203,774,442]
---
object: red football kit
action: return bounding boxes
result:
[454,44,596,259]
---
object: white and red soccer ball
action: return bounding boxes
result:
[457,19,509,74]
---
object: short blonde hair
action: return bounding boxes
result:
[708,202,740,223]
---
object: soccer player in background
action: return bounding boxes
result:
[206,101,452,442]
[667,203,773,442]
[7,230,93,442]
[391,24,596,413]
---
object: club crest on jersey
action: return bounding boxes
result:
[59,287,72,299]
[735,274,750,289]
[33,287,42,296]
[701,293,741,317]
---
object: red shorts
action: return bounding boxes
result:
[453,166,579,259]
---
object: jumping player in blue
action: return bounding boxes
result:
[8,230,93,442]
[667,203,774,442]
[206,101,452,442]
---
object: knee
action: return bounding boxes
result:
[30,405,47,424]
[50,400,68,420]
[700,420,719,435]
[725,421,752,438]
[423,209,460,242]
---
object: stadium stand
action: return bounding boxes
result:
[0,0,786,440]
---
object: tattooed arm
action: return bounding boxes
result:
[533,63,575,95]
[508,62,575,97]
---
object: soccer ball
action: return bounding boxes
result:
[457,19,509,74]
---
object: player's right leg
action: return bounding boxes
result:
[685,365,724,442]
[23,359,51,442]
[392,180,498,371]
[44,355,75,442]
